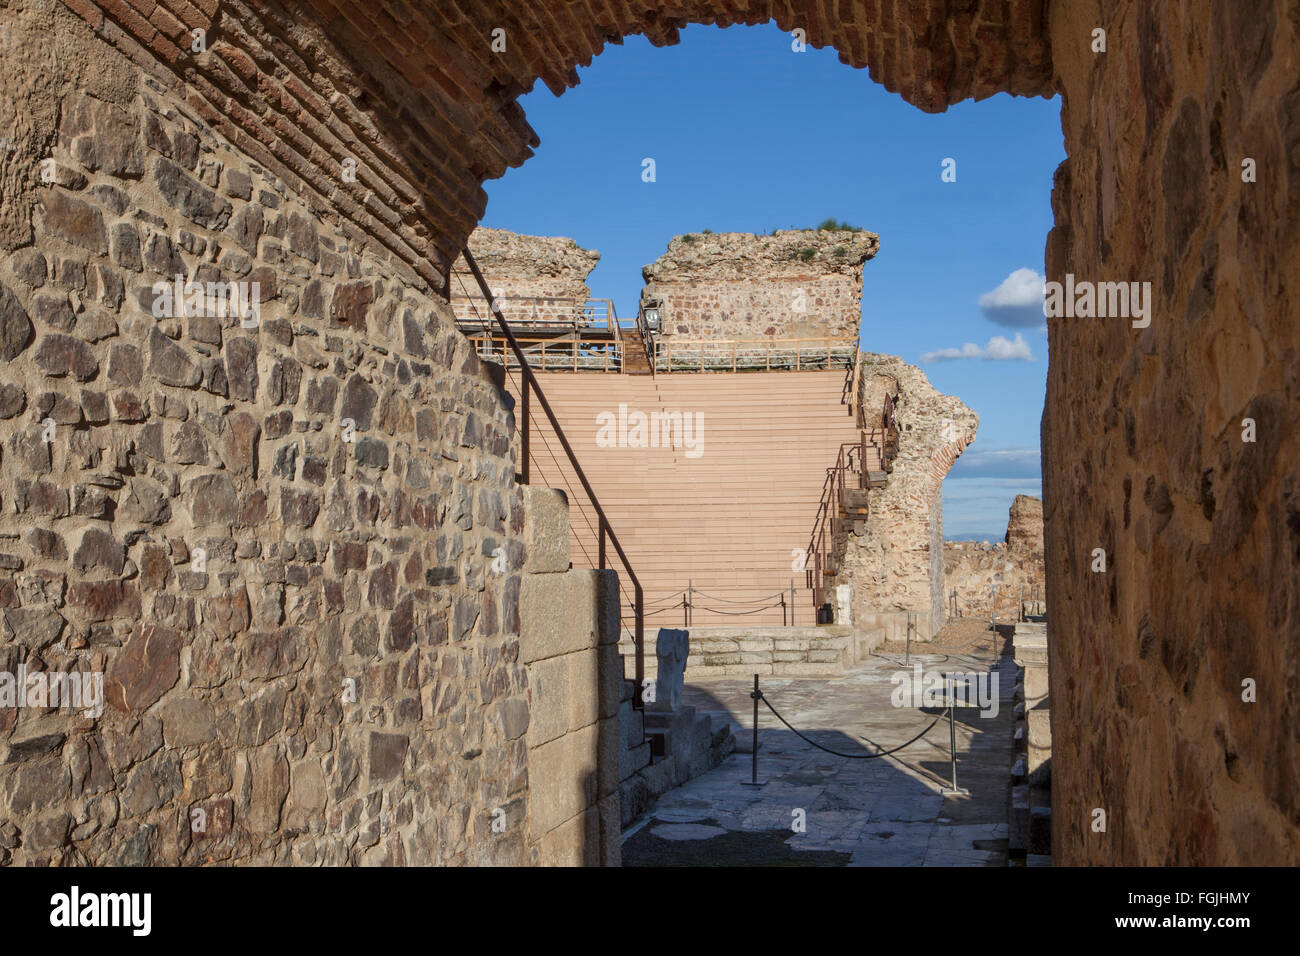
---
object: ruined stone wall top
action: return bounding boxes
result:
[642,230,879,282]
[1005,494,1044,552]
[641,230,879,340]
[449,228,601,327]
[456,228,599,299]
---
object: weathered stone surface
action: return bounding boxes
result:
[187,474,239,526]
[0,383,26,418]
[147,326,200,387]
[1,607,67,649]
[1005,495,1044,552]
[106,626,182,715]
[224,336,258,402]
[339,374,377,430]
[368,732,408,782]
[329,282,373,331]
[159,698,217,748]
[34,334,99,381]
[39,190,108,254]
[106,343,142,386]
[0,282,35,360]
[153,158,232,229]
[72,527,125,574]
[61,92,144,177]
[12,249,47,287]
[652,628,689,712]
[522,486,570,573]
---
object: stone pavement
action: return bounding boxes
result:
[622,650,1017,866]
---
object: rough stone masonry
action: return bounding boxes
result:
[0,0,1296,867]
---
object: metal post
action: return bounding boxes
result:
[942,673,969,795]
[521,378,530,484]
[790,579,796,627]
[742,674,765,786]
[686,579,692,627]
[905,612,913,665]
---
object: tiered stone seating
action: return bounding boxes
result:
[506,369,867,627]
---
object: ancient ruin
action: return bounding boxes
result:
[0,0,1295,870]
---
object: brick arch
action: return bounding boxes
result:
[57,0,1053,292]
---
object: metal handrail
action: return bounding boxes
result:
[468,334,625,373]
[461,248,646,707]
[633,305,656,378]
[654,336,858,373]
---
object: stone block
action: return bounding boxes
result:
[596,713,621,798]
[525,654,570,747]
[595,569,621,646]
[597,792,621,867]
[536,804,599,867]
[520,570,598,663]
[1022,661,1049,704]
[528,722,598,838]
[522,485,569,573]
[567,648,599,732]
[598,643,624,720]
[1027,708,1052,750]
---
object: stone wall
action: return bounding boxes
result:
[944,497,1047,622]
[449,228,600,330]
[11,0,1300,866]
[518,487,621,866]
[1043,0,1300,865]
[838,353,978,642]
[0,1,532,866]
[641,230,879,341]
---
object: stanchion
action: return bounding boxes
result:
[941,673,969,795]
[741,673,766,787]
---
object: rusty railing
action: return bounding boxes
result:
[803,436,869,607]
[460,249,646,707]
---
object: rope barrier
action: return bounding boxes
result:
[742,672,970,792]
[690,587,791,604]
[757,692,950,759]
[691,602,785,616]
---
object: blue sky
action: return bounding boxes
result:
[479,24,1062,540]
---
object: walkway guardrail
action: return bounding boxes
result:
[653,337,858,373]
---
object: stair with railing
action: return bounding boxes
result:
[804,402,900,613]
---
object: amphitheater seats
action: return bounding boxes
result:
[506,369,867,626]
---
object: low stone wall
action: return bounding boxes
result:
[621,625,871,680]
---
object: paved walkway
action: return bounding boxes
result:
[623,651,1016,866]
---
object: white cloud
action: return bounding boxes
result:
[947,448,1042,479]
[920,333,1034,363]
[979,268,1046,328]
